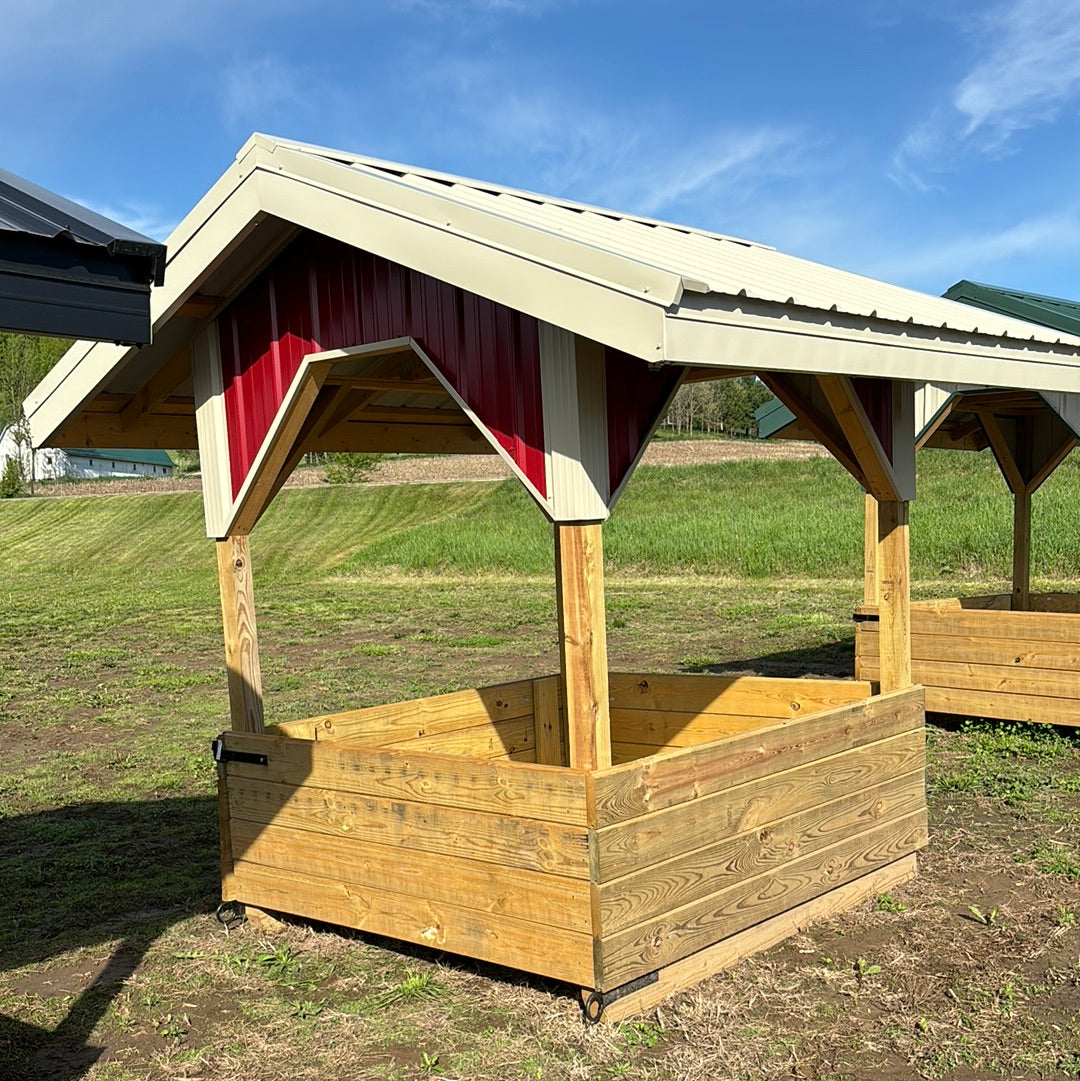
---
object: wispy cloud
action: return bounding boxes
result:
[893,0,1080,187]
[221,57,302,127]
[74,197,179,242]
[390,0,574,14]
[865,206,1080,284]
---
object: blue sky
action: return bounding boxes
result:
[4,0,1080,299]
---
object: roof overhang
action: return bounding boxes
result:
[0,166,165,344]
[24,134,1080,456]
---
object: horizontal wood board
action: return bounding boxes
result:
[218,729,589,825]
[596,811,927,990]
[225,860,596,986]
[857,600,1080,725]
[592,687,924,827]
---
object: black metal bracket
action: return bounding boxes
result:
[215,901,246,931]
[583,970,659,1024]
[211,739,268,766]
[852,612,880,623]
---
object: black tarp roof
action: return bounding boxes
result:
[0,166,165,344]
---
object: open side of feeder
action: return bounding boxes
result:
[25,139,1080,1019]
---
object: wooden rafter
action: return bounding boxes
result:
[817,375,900,501]
[1025,432,1078,494]
[915,397,959,451]
[758,373,864,485]
[118,347,193,430]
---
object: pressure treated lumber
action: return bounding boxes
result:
[216,535,264,733]
[555,522,612,770]
[876,500,911,692]
[1013,489,1032,611]
[864,492,878,604]
[590,855,917,1023]
[533,675,567,766]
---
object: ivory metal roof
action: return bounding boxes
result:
[25,134,1080,449]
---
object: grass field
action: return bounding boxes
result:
[1,445,1079,1080]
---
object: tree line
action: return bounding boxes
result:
[661,376,773,438]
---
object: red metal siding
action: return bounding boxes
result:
[852,377,894,462]
[218,233,546,500]
[605,348,684,496]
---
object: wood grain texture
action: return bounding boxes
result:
[1013,489,1032,612]
[533,675,567,766]
[598,771,925,933]
[216,535,264,733]
[388,715,536,758]
[876,499,911,693]
[229,818,593,933]
[590,855,918,1022]
[226,777,592,877]
[218,730,590,825]
[595,730,926,880]
[556,523,612,771]
[864,492,879,605]
[591,686,924,827]
[228,861,596,985]
[609,673,871,720]
[298,679,538,745]
[596,811,927,989]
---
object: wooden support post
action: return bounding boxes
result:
[216,534,265,733]
[1012,489,1032,612]
[863,492,879,605]
[555,523,612,771]
[876,500,911,693]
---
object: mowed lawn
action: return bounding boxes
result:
[1,447,1079,1081]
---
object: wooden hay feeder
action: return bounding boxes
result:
[30,139,1080,1017]
[855,375,1080,728]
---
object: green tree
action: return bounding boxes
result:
[0,333,71,491]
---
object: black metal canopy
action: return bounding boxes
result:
[0,166,165,345]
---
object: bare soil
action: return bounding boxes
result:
[29,437,827,498]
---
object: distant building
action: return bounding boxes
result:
[0,427,174,480]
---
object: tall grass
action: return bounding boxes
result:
[1,447,1079,592]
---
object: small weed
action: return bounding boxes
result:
[607,1064,632,1078]
[289,999,324,1020]
[875,892,908,914]
[853,958,881,985]
[420,1050,442,1072]
[156,1013,190,1040]
[1056,905,1078,927]
[1019,842,1080,881]
[256,944,300,979]
[967,904,998,926]
[373,970,447,1008]
[620,1020,665,1048]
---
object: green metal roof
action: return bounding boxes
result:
[753,396,796,440]
[63,448,174,467]
[942,280,1080,338]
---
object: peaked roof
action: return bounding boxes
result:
[24,134,1080,451]
[943,280,1080,339]
[0,166,166,344]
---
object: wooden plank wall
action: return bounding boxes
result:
[607,673,874,764]
[589,687,927,991]
[274,677,567,762]
[856,598,1080,727]
[217,728,595,985]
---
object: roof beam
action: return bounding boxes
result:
[817,375,902,501]
[118,347,192,430]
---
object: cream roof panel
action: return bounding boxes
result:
[24,133,1080,450]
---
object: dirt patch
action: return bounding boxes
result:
[28,438,827,499]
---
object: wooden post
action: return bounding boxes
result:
[216,534,265,733]
[863,492,879,605]
[555,522,612,771]
[1012,489,1032,612]
[876,500,911,693]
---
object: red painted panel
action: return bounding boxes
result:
[218,233,547,500]
[605,348,684,496]
[852,377,894,462]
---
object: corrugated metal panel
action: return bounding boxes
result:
[257,138,1075,347]
[218,232,547,499]
[605,348,684,495]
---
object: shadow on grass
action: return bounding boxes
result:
[681,636,855,680]
[0,796,218,1081]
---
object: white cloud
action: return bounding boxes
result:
[893,0,1080,187]
[221,57,302,127]
[74,197,179,242]
[865,206,1080,285]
